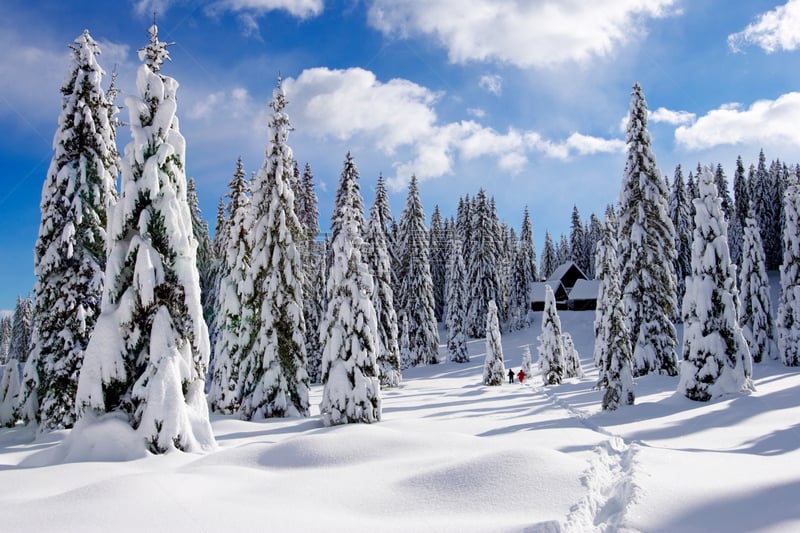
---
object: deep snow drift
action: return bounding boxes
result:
[1,310,799,532]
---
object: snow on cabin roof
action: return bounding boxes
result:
[529,281,568,303]
[547,261,588,284]
[569,279,600,301]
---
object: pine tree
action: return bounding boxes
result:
[0,315,12,364]
[594,217,635,410]
[187,178,215,332]
[562,333,583,379]
[75,25,213,453]
[713,163,732,221]
[482,300,505,386]
[397,176,440,366]
[520,345,532,377]
[306,241,327,384]
[238,78,309,420]
[778,175,800,366]
[445,236,469,363]
[209,158,251,414]
[678,168,753,401]
[617,82,678,377]
[466,189,502,336]
[519,206,538,282]
[585,213,603,279]
[569,206,589,274]
[22,31,118,430]
[538,285,564,386]
[556,233,570,266]
[540,231,556,280]
[669,165,692,319]
[320,153,381,426]
[0,360,21,427]
[752,150,780,269]
[429,205,446,322]
[9,296,33,364]
[507,237,532,331]
[730,156,749,268]
[365,179,402,388]
[739,209,778,363]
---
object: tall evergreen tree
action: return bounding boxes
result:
[319,153,381,426]
[778,177,800,366]
[21,31,118,430]
[0,315,12,364]
[713,163,732,220]
[562,333,583,379]
[556,233,570,267]
[730,156,749,268]
[538,286,564,386]
[482,300,505,386]
[585,213,603,279]
[0,358,21,427]
[519,206,538,282]
[678,168,753,401]
[75,25,213,453]
[739,209,778,363]
[617,82,678,377]
[594,217,634,410]
[187,178,215,324]
[429,205,446,322]
[540,231,556,280]
[8,296,33,364]
[752,150,780,269]
[365,180,402,388]
[238,78,309,420]
[669,165,692,319]
[445,236,469,363]
[397,176,440,366]
[569,205,589,274]
[507,236,532,331]
[466,189,503,336]
[209,158,251,414]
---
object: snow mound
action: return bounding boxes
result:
[22,414,147,466]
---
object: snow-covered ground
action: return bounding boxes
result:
[1,310,799,532]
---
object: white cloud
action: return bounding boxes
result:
[207,0,324,20]
[675,92,800,150]
[284,67,623,191]
[479,74,502,95]
[367,0,679,68]
[728,0,800,53]
[467,107,486,118]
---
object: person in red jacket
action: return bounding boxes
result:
[517,369,526,384]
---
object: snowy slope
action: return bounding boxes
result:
[1,312,800,532]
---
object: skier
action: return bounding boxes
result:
[517,370,526,384]
[507,369,515,384]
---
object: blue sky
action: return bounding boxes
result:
[2,0,800,311]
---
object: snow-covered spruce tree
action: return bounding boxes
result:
[520,206,538,284]
[669,165,692,319]
[209,158,251,414]
[365,180,402,388]
[538,285,564,386]
[187,178,215,331]
[0,315,12,364]
[8,296,33,365]
[520,344,532,376]
[678,168,753,401]
[0,359,21,427]
[507,237,532,331]
[752,150,781,270]
[445,236,470,363]
[319,154,381,426]
[306,242,327,383]
[713,163,732,221]
[466,189,502,337]
[556,233,570,266]
[593,220,635,410]
[75,25,213,453]
[397,175,440,366]
[617,82,678,377]
[778,177,800,366]
[482,300,505,386]
[238,78,309,420]
[21,31,119,430]
[585,213,603,279]
[569,205,589,274]
[729,156,749,268]
[562,333,583,379]
[429,205,446,322]
[739,210,778,363]
[540,231,556,280]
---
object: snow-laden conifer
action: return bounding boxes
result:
[466,189,502,337]
[319,154,381,426]
[8,296,32,365]
[617,82,678,377]
[75,25,213,453]
[562,333,583,379]
[0,316,12,364]
[365,179,402,388]
[397,175,439,366]
[520,345,532,377]
[307,240,327,384]
[209,158,251,413]
[507,239,532,331]
[540,231,556,280]
[569,206,589,274]
[729,157,749,268]
[187,178,215,330]
[678,168,753,401]
[538,286,564,386]
[238,79,309,420]
[739,210,778,363]
[752,150,781,269]
[445,236,469,363]
[778,176,800,366]
[429,205,446,322]
[21,31,119,431]
[669,165,692,319]
[482,300,505,386]
[0,360,21,427]
[520,207,538,284]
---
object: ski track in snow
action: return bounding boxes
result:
[532,382,641,533]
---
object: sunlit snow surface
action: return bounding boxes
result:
[2,309,800,532]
